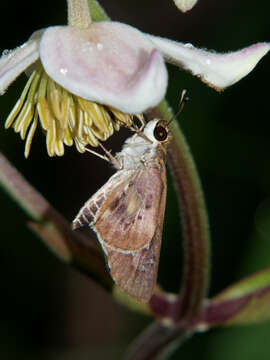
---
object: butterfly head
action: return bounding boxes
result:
[142,119,170,147]
[115,119,170,168]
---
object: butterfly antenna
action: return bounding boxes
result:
[128,115,153,144]
[168,89,189,125]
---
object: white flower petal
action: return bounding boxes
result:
[0,35,41,95]
[40,22,168,113]
[173,0,198,12]
[148,35,270,90]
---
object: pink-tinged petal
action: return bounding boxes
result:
[147,35,270,90]
[0,34,41,95]
[40,22,168,113]
[173,0,198,12]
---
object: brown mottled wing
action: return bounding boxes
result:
[102,160,167,302]
[72,171,126,230]
[73,165,162,251]
[104,226,164,302]
[73,160,167,301]
[94,161,166,252]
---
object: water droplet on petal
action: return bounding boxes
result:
[60,68,68,75]
[184,43,194,48]
[97,42,103,51]
[2,49,10,56]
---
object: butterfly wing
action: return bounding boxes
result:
[103,222,164,302]
[99,160,167,302]
[94,161,165,252]
[72,171,126,230]
[73,160,167,302]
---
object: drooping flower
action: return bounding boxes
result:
[0,0,269,157]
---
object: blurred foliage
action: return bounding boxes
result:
[0,0,270,359]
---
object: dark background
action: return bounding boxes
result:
[0,0,270,359]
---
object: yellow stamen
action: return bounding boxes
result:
[5,62,134,157]
[24,111,38,158]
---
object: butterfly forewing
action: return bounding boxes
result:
[72,172,125,229]
[94,162,165,253]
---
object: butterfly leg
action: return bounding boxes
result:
[85,147,110,162]
[117,155,124,170]
[135,114,146,130]
[130,124,153,144]
[98,142,123,170]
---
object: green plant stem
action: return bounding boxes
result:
[0,152,111,290]
[68,0,92,28]
[127,101,211,358]
[0,153,49,222]
[154,100,211,321]
[125,321,192,360]
[0,152,151,314]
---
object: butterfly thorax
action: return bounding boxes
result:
[115,119,168,170]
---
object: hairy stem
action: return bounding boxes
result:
[0,153,50,221]
[0,152,152,314]
[125,321,192,360]
[154,100,211,321]
[0,152,111,289]
[68,0,92,28]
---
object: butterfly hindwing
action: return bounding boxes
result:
[104,228,163,302]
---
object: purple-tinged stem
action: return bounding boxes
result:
[125,320,192,360]
[0,152,112,290]
[127,99,211,359]
[152,100,211,321]
[0,151,154,314]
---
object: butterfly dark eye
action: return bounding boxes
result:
[153,125,168,142]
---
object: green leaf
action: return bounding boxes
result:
[225,289,270,325]
[200,266,270,326]
[214,266,270,301]
[88,0,110,21]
